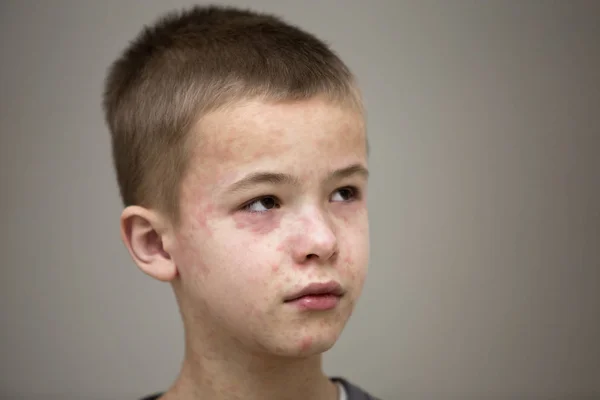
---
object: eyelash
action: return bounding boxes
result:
[241,186,361,213]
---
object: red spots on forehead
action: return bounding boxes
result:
[201,116,294,168]
[271,264,280,273]
[201,133,238,163]
[216,170,241,186]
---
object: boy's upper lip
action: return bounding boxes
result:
[284,280,344,302]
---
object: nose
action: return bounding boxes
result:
[290,208,338,264]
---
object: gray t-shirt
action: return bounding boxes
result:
[140,377,380,400]
[332,377,381,400]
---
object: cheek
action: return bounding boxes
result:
[334,204,369,256]
[233,212,282,235]
[340,255,360,282]
[175,204,223,277]
[173,228,209,279]
[335,201,367,224]
[339,235,369,283]
[183,198,218,237]
[210,233,280,289]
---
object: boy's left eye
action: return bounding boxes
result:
[331,187,358,202]
[243,196,280,213]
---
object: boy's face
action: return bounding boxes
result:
[169,97,369,357]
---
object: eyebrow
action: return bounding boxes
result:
[225,163,369,195]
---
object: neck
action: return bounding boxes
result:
[161,332,338,400]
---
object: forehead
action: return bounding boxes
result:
[189,97,367,178]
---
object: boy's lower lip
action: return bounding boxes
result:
[285,294,340,310]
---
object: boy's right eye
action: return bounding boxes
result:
[242,196,281,213]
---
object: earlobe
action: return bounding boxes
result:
[120,206,178,282]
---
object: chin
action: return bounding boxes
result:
[270,339,337,359]
[267,321,346,358]
[298,336,338,356]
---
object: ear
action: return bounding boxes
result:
[119,206,177,282]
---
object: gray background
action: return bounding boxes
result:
[1,1,599,399]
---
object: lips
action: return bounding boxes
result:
[284,281,344,302]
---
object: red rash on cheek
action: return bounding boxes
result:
[204,203,215,214]
[184,183,215,232]
[196,203,215,232]
[233,213,281,235]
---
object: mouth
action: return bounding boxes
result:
[284,281,345,303]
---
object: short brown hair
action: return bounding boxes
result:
[102,5,362,224]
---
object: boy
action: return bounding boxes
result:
[102,5,378,400]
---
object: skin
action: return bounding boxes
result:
[121,96,370,400]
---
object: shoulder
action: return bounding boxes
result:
[332,377,383,400]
